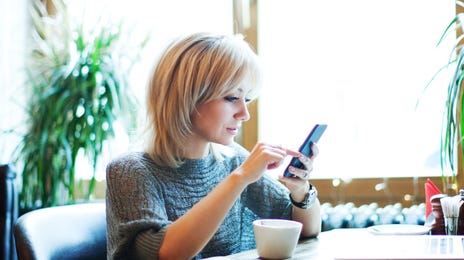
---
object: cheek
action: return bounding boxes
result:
[192,109,221,131]
[210,107,228,121]
[197,103,227,121]
[193,100,232,129]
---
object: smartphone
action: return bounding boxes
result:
[283,124,327,177]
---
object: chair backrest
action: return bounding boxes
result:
[13,202,107,260]
[0,164,18,260]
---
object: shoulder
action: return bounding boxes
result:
[106,152,154,178]
[107,152,146,168]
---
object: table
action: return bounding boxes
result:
[226,228,464,260]
[226,229,357,260]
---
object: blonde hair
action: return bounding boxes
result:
[145,32,262,167]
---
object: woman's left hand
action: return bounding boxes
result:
[278,143,319,201]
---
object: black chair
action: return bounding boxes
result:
[13,202,106,260]
[1,164,18,260]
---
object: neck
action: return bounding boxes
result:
[182,142,210,159]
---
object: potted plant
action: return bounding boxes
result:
[14,0,148,211]
[428,1,464,193]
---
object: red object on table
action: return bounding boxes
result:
[425,178,442,219]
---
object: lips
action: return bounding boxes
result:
[227,126,240,135]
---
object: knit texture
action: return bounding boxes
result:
[106,143,293,259]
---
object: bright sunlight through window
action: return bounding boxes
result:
[258,1,456,179]
[66,0,233,180]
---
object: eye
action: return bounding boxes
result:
[224,96,253,104]
[224,96,240,102]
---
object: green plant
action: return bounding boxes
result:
[14,0,148,211]
[426,1,464,193]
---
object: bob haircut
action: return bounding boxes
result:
[145,32,262,168]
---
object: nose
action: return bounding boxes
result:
[235,100,250,121]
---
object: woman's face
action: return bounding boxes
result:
[191,83,252,148]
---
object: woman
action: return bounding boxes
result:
[106,32,321,260]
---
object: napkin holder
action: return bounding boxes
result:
[430,193,447,235]
[429,191,464,235]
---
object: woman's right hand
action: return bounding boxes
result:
[234,142,299,184]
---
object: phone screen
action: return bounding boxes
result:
[283,124,327,177]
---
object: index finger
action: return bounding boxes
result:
[285,148,301,157]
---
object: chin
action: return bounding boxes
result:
[215,138,235,146]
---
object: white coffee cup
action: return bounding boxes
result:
[253,219,302,259]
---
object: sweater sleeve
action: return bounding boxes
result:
[242,173,293,220]
[106,153,170,260]
[227,143,293,220]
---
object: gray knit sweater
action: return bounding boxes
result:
[106,143,293,259]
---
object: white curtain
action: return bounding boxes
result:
[0,0,28,163]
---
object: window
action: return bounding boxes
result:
[0,0,28,163]
[2,0,455,188]
[257,1,456,180]
[65,0,234,180]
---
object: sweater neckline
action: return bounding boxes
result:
[175,152,216,175]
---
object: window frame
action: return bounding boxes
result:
[234,0,460,207]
